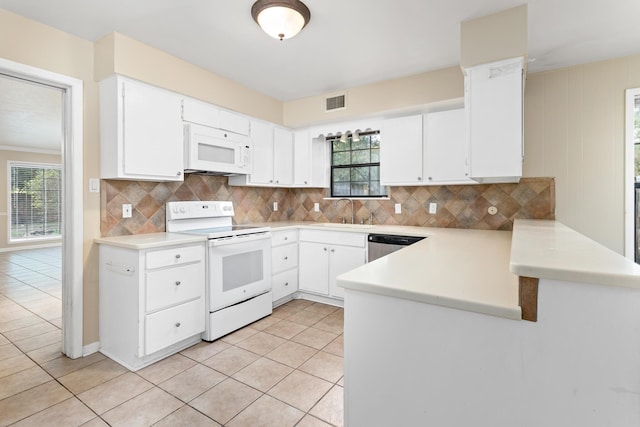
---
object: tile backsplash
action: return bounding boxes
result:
[101,175,555,237]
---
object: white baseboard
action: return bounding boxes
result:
[0,242,62,252]
[83,341,100,356]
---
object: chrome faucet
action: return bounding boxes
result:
[335,198,354,224]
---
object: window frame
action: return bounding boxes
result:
[329,130,387,198]
[8,161,63,243]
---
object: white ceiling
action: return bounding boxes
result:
[0,75,62,153]
[0,0,639,102]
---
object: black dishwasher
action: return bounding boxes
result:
[367,234,425,262]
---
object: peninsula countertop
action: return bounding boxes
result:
[336,226,521,320]
[510,219,640,289]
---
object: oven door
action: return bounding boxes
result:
[207,233,271,311]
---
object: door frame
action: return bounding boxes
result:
[0,58,84,358]
[624,88,640,260]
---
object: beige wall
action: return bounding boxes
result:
[283,66,464,128]
[524,54,640,253]
[94,32,283,124]
[0,150,62,249]
[0,8,100,345]
[460,4,527,69]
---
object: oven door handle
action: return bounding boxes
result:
[208,232,272,247]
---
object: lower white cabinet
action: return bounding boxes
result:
[98,241,206,371]
[271,229,299,302]
[298,230,366,299]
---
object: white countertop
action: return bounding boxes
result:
[336,227,522,320]
[510,219,640,289]
[94,232,206,250]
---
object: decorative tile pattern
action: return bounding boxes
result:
[101,175,555,236]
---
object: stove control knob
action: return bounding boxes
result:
[179,207,185,213]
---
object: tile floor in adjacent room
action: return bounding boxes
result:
[0,247,344,426]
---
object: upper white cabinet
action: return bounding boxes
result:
[423,108,474,185]
[100,75,184,181]
[464,57,524,183]
[182,97,250,136]
[380,115,424,186]
[293,130,330,188]
[273,127,294,186]
[229,122,293,186]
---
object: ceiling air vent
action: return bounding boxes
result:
[325,93,346,112]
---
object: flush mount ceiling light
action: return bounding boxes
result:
[251,0,311,41]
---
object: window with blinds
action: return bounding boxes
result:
[10,163,62,241]
[330,131,387,197]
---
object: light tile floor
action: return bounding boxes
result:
[0,247,344,426]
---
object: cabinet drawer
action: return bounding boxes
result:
[272,229,298,247]
[145,298,204,355]
[272,244,298,274]
[272,269,298,301]
[146,245,203,270]
[146,263,204,312]
[299,229,366,247]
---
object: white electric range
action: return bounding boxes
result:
[166,201,272,341]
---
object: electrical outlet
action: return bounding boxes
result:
[314,203,320,212]
[429,202,437,214]
[394,203,402,214]
[273,201,278,211]
[122,204,132,218]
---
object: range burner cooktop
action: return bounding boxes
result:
[165,201,270,238]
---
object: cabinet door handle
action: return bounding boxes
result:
[175,281,181,286]
[175,254,181,259]
[428,177,433,181]
[177,171,182,176]
[331,248,335,253]
[323,247,328,251]
[284,282,289,286]
[284,256,288,260]
[284,236,288,240]
[417,176,422,181]
[175,322,181,327]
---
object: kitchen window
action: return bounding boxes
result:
[330,130,387,197]
[9,162,62,242]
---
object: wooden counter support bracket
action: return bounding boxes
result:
[519,276,539,322]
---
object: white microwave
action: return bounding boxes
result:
[184,123,252,175]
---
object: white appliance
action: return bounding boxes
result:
[183,123,252,175]
[166,201,272,341]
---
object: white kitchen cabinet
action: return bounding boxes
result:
[293,130,330,188]
[298,230,366,299]
[229,122,293,186]
[380,115,424,186]
[271,229,299,302]
[423,109,475,185]
[100,75,184,181]
[98,241,206,371]
[182,97,250,136]
[464,57,524,183]
[273,127,294,185]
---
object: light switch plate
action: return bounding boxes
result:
[394,203,401,214]
[273,201,278,211]
[122,204,132,218]
[429,202,437,214]
[89,178,99,193]
[314,202,320,212]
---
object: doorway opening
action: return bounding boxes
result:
[0,58,83,358]
[625,88,640,262]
